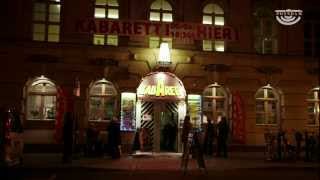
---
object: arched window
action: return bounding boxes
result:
[203,82,229,123]
[93,0,119,46]
[253,5,278,54]
[307,87,320,125]
[202,3,225,52]
[149,0,173,48]
[255,84,280,125]
[89,78,117,121]
[26,76,57,120]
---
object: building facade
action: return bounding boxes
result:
[0,0,319,152]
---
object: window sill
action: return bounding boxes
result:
[255,124,278,126]
[25,120,55,129]
[89,120,111,122]
[306,124,320,127]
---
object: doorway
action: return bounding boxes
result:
[137,100,185,153]
[159,103,178,152]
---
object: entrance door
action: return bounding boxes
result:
[159,103,178,152]
[137,100,183,153]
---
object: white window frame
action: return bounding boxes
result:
[202,3,225,52]
[254,7,278,54]
[26,76,57,121]
[306,87,320,126]
[88,78,117,122]
[32,0,61,42]
[149,0,173,48]
[255,84,280,125]
[202,82,229,123]
[93,0,119,46]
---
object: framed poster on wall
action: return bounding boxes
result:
[120,92,136,131]
[187,94,202,129]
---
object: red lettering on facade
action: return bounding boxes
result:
[214,27,222,40]
[110,21,121,34]
[222,28,231,40]
[197,25,207,39]
[122,22,132,34]
[153,23,161,36]
[134,22,143,35]
[76,19,238,42]
[99,20,109,33]
[144,23,152,35]
[88,20,97,33]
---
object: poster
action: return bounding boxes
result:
[120,92,136,131]
[187,94,202,129]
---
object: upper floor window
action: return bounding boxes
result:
[89,78,117,121]
[253,6,278,54]
[93,0,119,46]
[32,0,61,42]
[202,3,225,52]
[149,0,173,48]
[304,11,320,58]
[255,84,280,125]
[26,76,57,121]
[307,87,320,125]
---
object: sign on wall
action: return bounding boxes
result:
[120,92,136,131]
[76,19,238,42]
[275,9,303,26]
[187,94,202,129]
[137,72,186,100]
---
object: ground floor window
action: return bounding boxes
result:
[26,75,57,121]
[307,87,320,125]
[88,78,117,121]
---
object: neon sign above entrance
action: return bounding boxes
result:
[143,79,181,97]
[137,72,186,100]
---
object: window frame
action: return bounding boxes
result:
[88,79,118,122]
[255,85,280,126]
[253,7,278,54]
[93,0,119,46]
[32,0,62,42]
[25,76,57,122]
[148,0,173,48]
[202,3,225,52]
[202,83,229,124]
[306,87,320,126]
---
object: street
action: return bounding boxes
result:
[1,153,319,180]
[4,166,319,180]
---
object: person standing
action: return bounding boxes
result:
[304,130,310,161]
[294,129,303,160]
[181,115,192,171]
[0,107,6,165]
[181,115,192,154]
[62,112,74,163]
[276,129,284,160]
[10,108,24,164]
[168,121,177,151]
[309,132,316,161]
[107,117,121,159]
[217,116,229,158]
[203,118,215,156]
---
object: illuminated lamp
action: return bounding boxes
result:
[158,42,171,65]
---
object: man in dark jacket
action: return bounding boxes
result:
[294,129,303,160]
[62,112,74,163]
[203,119,215,156]
[108,117,121,159]
[217,116,229,158]
[0,107,6,165]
